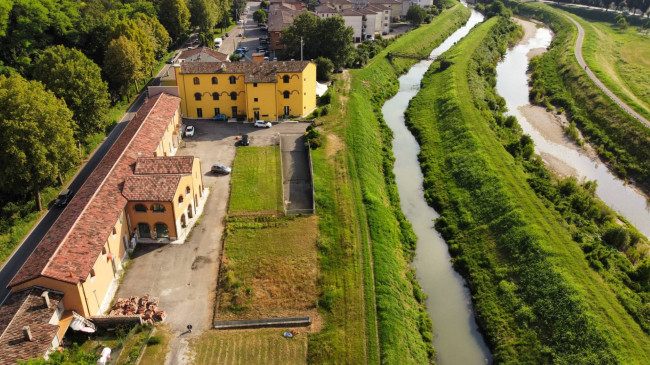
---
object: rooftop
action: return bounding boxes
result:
[122,175,184,202]
[0,287,63,364]
[268,8,306,31]
[180,61,311,83]
[9,93,182,287]
[134,156,194,175]
[177,47,229,62]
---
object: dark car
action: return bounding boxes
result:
[240,134,249,146]
[211,163,231,175]
[256,46,267,52]
[213,113,227,121]
[54,188,74,207]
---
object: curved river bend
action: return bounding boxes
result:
[495,22,650,239]
[381,7,491,365]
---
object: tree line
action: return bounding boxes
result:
[543,0,649,15]
[0,0,236,212]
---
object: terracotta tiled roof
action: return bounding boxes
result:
[268,8,306,31]
[368,0,400,4]
[315,4,338,13]
[122,175,183,202]
[180,61,310,84]
[340,8,363,16]
[134,156,194,175]
[9,93,181,287]
[178,47,229,62]
[0,287,63,364]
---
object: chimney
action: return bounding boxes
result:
[41,291,50,308]
[252,53,265,62]
[22,326,33,341]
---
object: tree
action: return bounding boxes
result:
[32,45,110,143]
[253,9,267,24]
[406,6,427,26]
[111,19,156,76]
[189,0,217,32]
[0,75,78,211]
[157,0,190,42]
[104,36,142,100]
[135,14,171,59]
[281,13,354,69]
[260,0,270,9]
[315,57,334,81]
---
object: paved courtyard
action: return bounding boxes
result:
[115,120,310,364]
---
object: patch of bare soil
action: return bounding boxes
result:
[325,133,344,158]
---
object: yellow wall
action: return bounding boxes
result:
[154,108,182,157]
[176,63,317,120]
[12,278,87,317]
[245,83,277,121]
[126,201,178,239]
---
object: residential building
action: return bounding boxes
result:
[177,47,229,63]
[0,92,206,362]
[267,3,306,53]
[174,60,316,120]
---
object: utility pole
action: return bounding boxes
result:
[300,37,303,61]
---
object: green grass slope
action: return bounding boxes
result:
[405,15,650,364]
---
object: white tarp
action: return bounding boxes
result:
[316,81,329,97]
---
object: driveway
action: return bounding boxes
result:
[114,120,309,364]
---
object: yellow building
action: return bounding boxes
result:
[175,60,316,121]
[2,92,205,362]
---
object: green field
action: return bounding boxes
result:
[191,329,308,365]
[228,146,283,214]
[566,8,650,121]
[405,13,650,363]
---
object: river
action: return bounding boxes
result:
[381,6,492,365]
[495,20,650,239]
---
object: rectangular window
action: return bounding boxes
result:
[232,106,238,117]
[197,108,203,118]
[253,83,258,87]
[214,107,220,115]
[254,98,258,102]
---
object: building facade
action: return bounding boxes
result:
[175,60,316,120]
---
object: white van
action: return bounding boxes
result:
[214,38,222,48]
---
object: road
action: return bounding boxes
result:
[219,1,270,61]
[0,39,194,306]
[564,13,650,128]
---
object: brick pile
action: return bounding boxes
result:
[109,294,166,324]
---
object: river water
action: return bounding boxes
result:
[495,22,650,239]
[381,7,492,365]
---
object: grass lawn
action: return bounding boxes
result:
[191,329,308,365]
[566,9,650,121]
[228,146,283,214]
[139,324,173,365]
[217,215,318,320]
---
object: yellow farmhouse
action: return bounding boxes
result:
[175,60,316,121]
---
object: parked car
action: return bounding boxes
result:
[185,125,195,137]
[213,113,227,121]
[254,120,272,128]
[240,134,250,146]
[211,163,231,174]
[256,46,267,52]
[260,26,268,31]
[55,188,74,207]
[237,33,243,37]
[235,48,245,56]
[241,46,249,52]
[237,19,244,24]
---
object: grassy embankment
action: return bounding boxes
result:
[307,4,471,364]
[405,14,650,363]
[516,2,650,194]
[228,146,283,214]
[557,5,650,121]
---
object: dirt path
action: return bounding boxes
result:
[564,13,650,128]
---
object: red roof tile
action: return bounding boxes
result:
[178,47,229,62]
[122,175,183,202]
[134,156,194,175]
[9,93,181,287]
[0,287,63,363]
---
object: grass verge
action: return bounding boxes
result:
[191,328,308,364]
[404,12,650,363]
[139,324,173,365]
[228,146,283,214]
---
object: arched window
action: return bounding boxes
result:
[154,223,170,239]
[151,204,165,213]
[283,90,290,99]
[282,75,290,83]
[193,77,200,85]
[194,92,202,101]
[186,186,191,195]
[211,76,218,84]
[229,76,236,84]
[230,92,237,101]
[212,92,219,101]
[134,204,147,213]
[178,195,184,206]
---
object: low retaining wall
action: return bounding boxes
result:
[91,315,143,328]
[214,316,311,330]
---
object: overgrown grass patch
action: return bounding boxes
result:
[228,146,283,214]
[139,324,173,365]
[217,215,319,319]
[191,328,308,365]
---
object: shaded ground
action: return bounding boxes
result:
[281,134,314,214]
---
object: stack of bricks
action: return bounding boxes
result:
[109,294,166,324]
